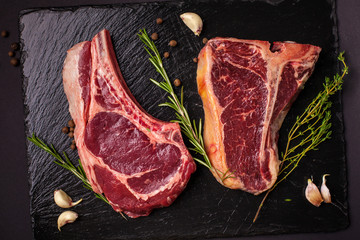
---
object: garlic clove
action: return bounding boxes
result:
[54,189,82,208]
[305,178,323,207]
[57,210,78,231]
[321,174,332,203]
[180,12,203,36]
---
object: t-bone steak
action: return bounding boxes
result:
[63,29,196,218]
[197,38,321,195]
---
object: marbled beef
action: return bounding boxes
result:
[197,38,321,194]
[63,29,196,217]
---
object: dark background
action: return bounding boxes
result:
[0,0,359,239]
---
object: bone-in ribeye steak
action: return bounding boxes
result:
[197,38,321,194]
[63,29,196,218]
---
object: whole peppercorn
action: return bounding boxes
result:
[202,38,208,44]
[1,30,9,38]
[62,126,69,134]
[70,144,76,150]
[193,57,198,63]
[68,132,74,138]
[11,42,19,51]
[173,79,181,87]
[156,18,163,24]
[10,58,19,66]
[151,33,158,41]
[68,120,75,128]
[69,127,75,132]
[8,51,15,57]
[163,52,170,58]
[169,40,177,47]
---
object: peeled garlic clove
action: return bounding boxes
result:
[180,12,203,36]
[321,174,332,203]
[305,179,323,207]
[54,189,82,208]
[57,210,78,231]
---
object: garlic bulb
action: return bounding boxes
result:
[321,174,332,203]
[180,12,203,36]
[305,179,323,207]
[57,211,78,231]
[54,189,82,208]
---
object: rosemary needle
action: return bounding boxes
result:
[253,51,348,223]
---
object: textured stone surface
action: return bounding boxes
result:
[20,0,348,239]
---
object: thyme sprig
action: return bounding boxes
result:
[27,134,110,205]
[138,29,214,170]
[253,52,348,222]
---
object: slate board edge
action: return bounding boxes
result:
[18,0,181,18]
[17,0,308,19]
[18,0,349,239]
[19,7,36,237]
[323,0,350,230]
[331,0,350,230]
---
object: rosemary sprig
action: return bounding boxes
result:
[253,51,348,222]
[28,134,128,219]
[138,29,214,171]
[27,134,110,205]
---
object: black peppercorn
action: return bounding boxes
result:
[62,126,69,134]
[68,132,74,138]
[173,79,181,87]
[1,30,9,38]
[11,42,19,51]
[68,120,75,128]
[156,18,163,24]
[151,33,158,41]
[169,40,177,47]
[8,51,15,57]
[10,58,19,66]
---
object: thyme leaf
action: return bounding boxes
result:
[253,51,348,223]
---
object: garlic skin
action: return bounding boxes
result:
[180,12,203,36]
[305,179,323,207]
[57,211,78,231]
[321,174,332,203]
[54,189,82,208]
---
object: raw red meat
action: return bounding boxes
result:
[63,29,196,217]
[197,38,321,195]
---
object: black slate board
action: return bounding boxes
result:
[20,0,349,239]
